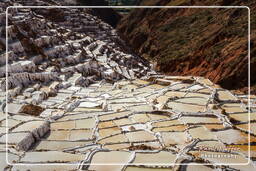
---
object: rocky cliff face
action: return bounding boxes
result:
[117,0,256,94]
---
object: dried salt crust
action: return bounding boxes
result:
[0,1,254,171]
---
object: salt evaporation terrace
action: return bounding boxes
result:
[0,1,256,171]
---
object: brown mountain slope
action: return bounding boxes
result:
[117,0,256,94]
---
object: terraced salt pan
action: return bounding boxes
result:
[187,84,205,91]
[169,83,190,90]
[88,151,132,171]
[212,129,249,144]
[40,109,64,118]
[0,115,5,121]
[20,151,85,163]
[221,103,247,113]
[78,101,101,108]
[128,104,154,112]
[147,84,166,90]
[132,79,149,85]
[44,98,63,104]
[73,107,102,112]
[183,164,213,171]
[177,97,208,106]
[57,113,93,121]
[236,123,256,134]
[88,91,108,98]
[156,95,170,104]
[75,118,96,129]
[125,166,172,171]
[167,101,206,113]
[125,131,156,142]
[217,90,238,101]
[11,120,44,132]
[104,143,130,150]
[99,127,122,138]
[48,93,72,100]
[35,140,90,151]
[129,114,151,123]
[185,92,210,99]
[83,97,104,102]
[193,140,226,151]
[2,152,19,165]
[0,127,4,134]
[98,134,128,144]
[203,124,225,130]
[188,126,217,140]
[161,132,187,146]
[132,151,176,165]
[41,100,58,107]
[69,129,93,141]
[147,113,170,121]
[134,141,162,149]
[2,118,20,128]
[108,97,141,103]
[11,165,79,171]
[136,87,155,93]
[58,89,75,94]
[109,103,133,111]
[2,132,31,145]
[165,91,186,98]
[105,89,123,97]
[121,123,149,132]
[228,112,253,122]
[121,84,138,90]
[51,120,75,130]
[181,116,221,124]
[114,118,133,126]
[165,76,193,80]
[196,78,214,86]
[0,154,7,170]
[152,125,187,132]
[47,130,70,141]
[155,78,173,86]
[197,88,212,94]
[96,85,113,92]
[98,120,117,128]
[122,91,145,98]
[98,111,131,121]
[6,103,23,114]
[152,119,183,127]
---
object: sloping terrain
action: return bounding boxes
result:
[0,0,255,171]
[117,0,256,94]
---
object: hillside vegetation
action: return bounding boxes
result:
[117,0,256,93]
